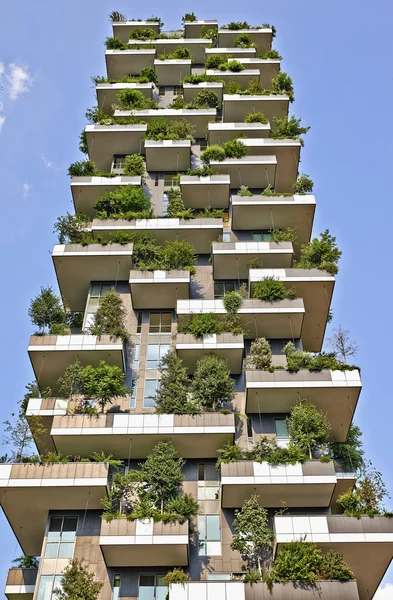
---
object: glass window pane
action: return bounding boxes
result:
[44,543,58,558]
[198,464,205,481]
[205,486,219,500]
[222,232,231,242]
[275,419,288,438]
[225,281,235,293]
[90,284,101,296]
[252,232,263,242]
[88,297,100,308]
[206,541,222,555]
[206,515,220,541]
[207,574,231,581]
[156,587,168,600]
[58,542,75,558]
[147,345,160,368]
[197,486,205,500]
[161,313,171,332]
[143,380,158,408]
[52,576,62,599]
[149,313,160,332]
[198,515,206,539]
[140,575,155,587]
[49,516,62,533]
[63,517,78,532]
[205,465,218,482]
[214,282,224,298]
[159,345,171,360]
[101,284,112,295]
[37,576,54,600]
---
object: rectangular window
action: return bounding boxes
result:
[198,464,219,500]
[136,311,143,334]
[139,574,167,600]
[275,418,289,438]
[113,574,121,600]
[85,283,114,328]
[143,379,159,408]
[222,232,231,242]
[207,574,231,581]
[133,344,140,370]
[37,575,62,600]
[111,155,127,173]
[149,312,172,333]
[252,231,271,242]
[214,281,236,299]
[146,343,171,369]
[198,514,221,556]
[44,516,77,559]
[130,379,136,408]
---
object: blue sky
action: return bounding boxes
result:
[0,0,392,596]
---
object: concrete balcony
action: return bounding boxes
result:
[210,155,277,189]
[245,369,362,441]
[28,334,125,393]
[206,69,261,91]
[129,39,211,64]
[177,298,305,340]
[183,82,224,108]
[176,332,244,374]
[112,20,160,43]
[0,463,109,555]
[184,20,218,39]
[145,139,191,171]
[114,108,216,138]
[205,47,257,61]
[223,94,289,123]
[274,515,393,600]
[48,412,236,459]
[212,241,293,279]
[249,268,335,351]
[169,580,360,600]
[208,122,270,145]
[70,176,142,218]
[99,518,189,566]
[85,123,147,171]
[5,569,37,600]
[221,460,355,509]
[231,194,316,248]
[154,59,191,86]
[218,28,273,53]
[239,138,301,193]
[238,58,280,88]
[129,270,190,309]
[52,242,133,311]
[179,174,230,208]
[105,50,156,80]
[96,82,154,114]
[91,217,222,254]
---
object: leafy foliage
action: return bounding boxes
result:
[29,286,65,334]
[206,54,226,69]
[245,112,268,124]
[94,185,152,219]
[53,559,103,600]
[182,73,223,84]
[238,185,253,196]
[187,165,215,177]
[269,227,297,243]
[272,116,310,145]
[182,12,197,23]
[191,355,235,411]
[252,277,297,302]
[88,290,128,342]
[224,21,250,30]
[225,81,242,94]
[79,130,88,154]
[145,117,195,140]
[295,229,341,274]
[129,27,157,40]
[117,88,158,109]
[293,173,314,194]
[53,212,90,244]
[337,461,390,516]
[132,233,196,272]
[123,154,145,176]
[158,46,191,60]
[68,160,96,177]
[105,37,127,50]
[259,49,282,59]
[163,568,189,585]
[222,291,243,314]
[201,144,226,164]
[109,11,126,22]
[193,89,220,108]
[233,34,255,48]
[283,341,356,373]
[286,400,331,459]
[81,361,128,412]
[155,351,196,414]
[12,555,39,569]
[165,188,193,219]
[272,71,294,101]
[218,60,245,72]
[177,312,244,337]
[222,139,247,157]
[245,337,272,369]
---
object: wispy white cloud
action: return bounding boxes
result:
[41,154,53,169]
[0,62,4,79]
[0,116,5,131]
[22,183,31,198]
[7,64,32,100]
[374,583,393,599]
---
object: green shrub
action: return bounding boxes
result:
[222,139,247,158]
[162,239,196,271]
[12,556,39,569]
[94,185,152,218]
[225,21,250,30]
[245,112,268,124]
[87,290,129,342]
[177,313,243,337]
[252,277,297,302]
[53,212,90,244]
[105,37,127,50]
[269,227,297,243]
[223,291,243,314]
[206,54,226,69]
[159,46,191,60]
[166,493,199,521]
[187,165,215,177]
[293,173,314,194]
[117,88,157,109]
[168,95,188,109]
[245,338,272,369]
[182,12,197,23]
[146,117,195,140]
[245,78,264,94]
[259,49,282,59]
[163,568,189,586]
[68,160,96,177]
[200,26,218,44]
[233,34,255,48]
[155,351,198,415]
[272,71,294,101]
[243,571,261,583]
[123,154,145,176]
[295,229,341,274]
[287,400,331,459]
[140,67,158,83]
[238,185,253,196]
[219,60,244,72]
[191,355,235,411]
[193,89,219,108]
[201,145,226,164]
[165,188,193,219]
[79,130,88,154]
[225,81,242,94]
[329,424,364,471]
[272,116,310,146]
[129,27,157,40]
[182,73,223,84]
[216,443,244,468]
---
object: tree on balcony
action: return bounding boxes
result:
[191,355,235,411]
[54,559,103,600]
[88,290,129,342]
[28,286,65,335]
[286,400,331,459]
[11,556,39,569]
[155,351,198,415]
[93,185,153,219]
[294,229,342,274]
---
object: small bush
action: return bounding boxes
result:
[163,568,189,586]
[272,116,310,146]
[182,12,197,23]
[159,46,191,60]
[206,54,226,69]
[245,338,272,369]
[233,34,255,48]
[223,291,243,314]
[225,81,242,94]
[252,277,296,302]
[295,229,341,274]
[140,67,158,83]
[293,173,314,194]
[129,27,157,40]
[219,60,244,72]
[117,88,157,110]
[225,21,250,30]
[105,37,127,50]
[272,71,294,101]
[68,160,96,177]
[193,89,220,108]
[269,227,297,243]
[259,49,282,59]
[222,139,247,158]
[245,112,269,124]
[245,78,264,94]
[94,185,151,218]
[238,185,253,196]
[201,145,226,164]
[182,73,223,84]
[177,313,243,337]
[216,443,243,468]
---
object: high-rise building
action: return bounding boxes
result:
[3,13,392,600]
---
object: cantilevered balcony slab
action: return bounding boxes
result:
[145,139,191,171]
[177,298,305,340]
[71,176,142,218]
[28,334,125,393]
[221,460,342,508]
[206,69,261,91]
[112,20,160,44]
[105,50,156,80]
[208,122,270,145]
[114,108,216,138]
[154,59,191,86]
[212,241,293,279]
[129,39,212,64]
[249,268,335,351]
[129,270,190,309]
[169,580,360,600]
[183,83,224,108]
[274,515,393,600]
[180,175,230,208]
[96,82,154,114]
[205,47,257,61]
[0,463,109,555]
[5,569,37,600]
[218,28,273,53]
[238,58,280,88]
[245,369,362,441]
[50,413,236,459]
[90,218,222,254]
[100,518,189,566]
[239,138,301,193]
[52,243,133,312]
[231,194,316,249]
[85,124,147,171]
[210,155,277,189]
[176,333,244,374]
[184,20,218,39]
[223,94,289,123]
